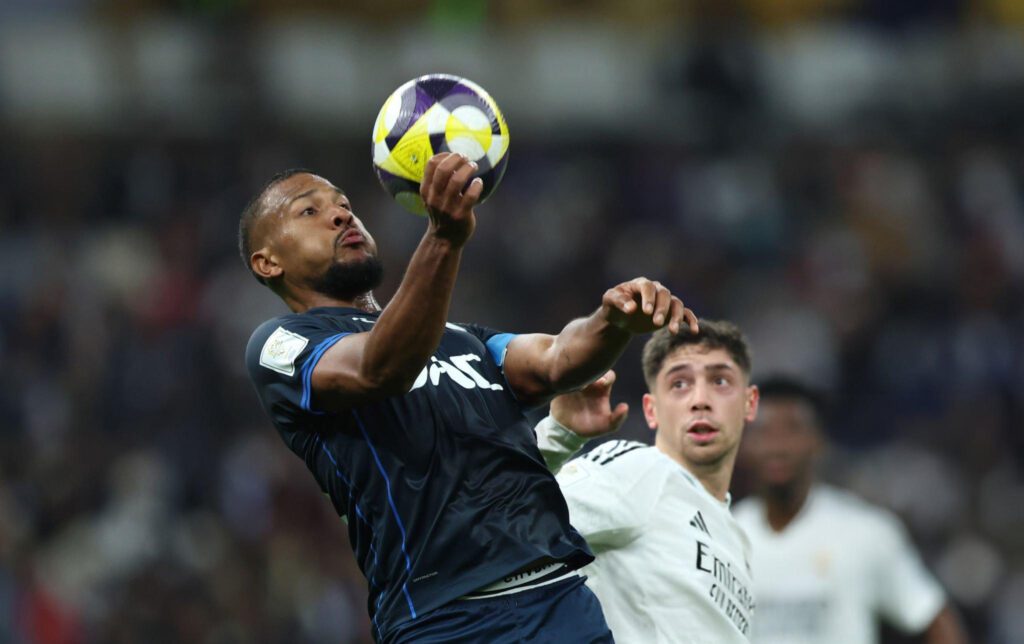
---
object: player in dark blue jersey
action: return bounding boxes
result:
[239,152,698,643]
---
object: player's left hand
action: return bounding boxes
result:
[551,370,629,438]
[601,277,698,335]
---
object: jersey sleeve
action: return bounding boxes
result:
[459,323,517,372]
[870,512,946,632]
[535,415,588,473]
[555,443,666,550]
[245,316,356,420]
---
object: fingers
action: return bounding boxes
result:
[666,297,699,335]
[426,153,464,203]
[605,277,700,335]
[421,154,441,200]
[609,402,629,431]
[684,307,699,333]
[581,370,615,397]
[596,369,617,389]
[651,283,672,327]
[639,279,657,317]
[443,160,478,210]
[630,276,671,325]
[421,153,477,211]
[462,177,484,207]
[634,278,672,327]
[420,153,456,202]
[604,285,638,315]
[668,297,684,334]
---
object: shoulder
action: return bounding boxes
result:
[815,485,889,521]
[577,440,654,469]
[246,315,312,372]
[813,485,909,538]
[245,311,366,378]
[448,322,516,365]
[560,441,664,487]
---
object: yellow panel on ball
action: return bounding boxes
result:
[445,107,492,162]
[377,116,435,183]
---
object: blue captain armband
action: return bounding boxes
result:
[485,333,516,369]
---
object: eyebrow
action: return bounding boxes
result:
[662,362,737,379]
[287,186,346,208]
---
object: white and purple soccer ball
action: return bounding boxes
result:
[371,74,510,215]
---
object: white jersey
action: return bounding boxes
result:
[548,432,756,643]
[733,485,945,644]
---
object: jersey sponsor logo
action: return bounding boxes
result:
[409,354,504,392]
[690,510,711,537]
[696,540,756,636]
[260,327,309,376]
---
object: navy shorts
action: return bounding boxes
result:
[385,574,614,643]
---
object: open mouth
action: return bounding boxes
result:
[687,421,719,443]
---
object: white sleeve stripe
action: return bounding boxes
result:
[581,441,646,466]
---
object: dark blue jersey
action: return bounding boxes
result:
[245,307,593,641]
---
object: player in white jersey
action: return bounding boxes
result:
[733,377,967,644]
[537,320,760,643]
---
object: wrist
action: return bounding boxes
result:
[598,304,634,335]
[425,217,474,248]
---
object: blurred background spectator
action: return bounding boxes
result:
[0,1,1021,642]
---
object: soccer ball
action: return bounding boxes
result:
[371,74,510,215]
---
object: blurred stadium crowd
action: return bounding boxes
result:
[1,1,1023,643]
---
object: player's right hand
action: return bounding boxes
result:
[551,370,629,439]
[601,277,698,335]
[421,152,482,247]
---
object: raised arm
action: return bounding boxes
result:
[504,278,697,406]
[537,370,629,472]
[312,153,481,410]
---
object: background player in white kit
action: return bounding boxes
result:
[733,377,967,644]
[537,320,760,643]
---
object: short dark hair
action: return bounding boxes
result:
[238,168,312,284]
[755,375,827,426]
[641,319,752,389]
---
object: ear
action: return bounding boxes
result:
[744,385,760,423]
[642,393,659,431]
[251,247,283,282]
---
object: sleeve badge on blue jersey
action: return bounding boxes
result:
[259,326,309,376]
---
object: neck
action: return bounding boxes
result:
[762,477,813,532]
[284,289,382,314]
[656,440,735,503]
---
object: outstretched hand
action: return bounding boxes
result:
[551,370,630,439]
[421,152,482,247]
[602,277,699,335]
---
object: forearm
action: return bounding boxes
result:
[506,310,632,406]
[360,232,462,390]
[505,277,692,404]
[542,309,632,393]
